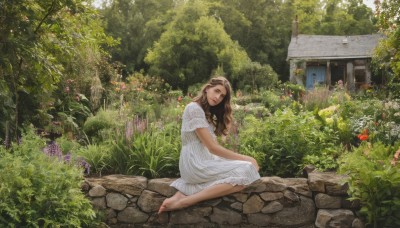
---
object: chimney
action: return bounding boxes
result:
[292,15,298,37]
[342,36,348,45]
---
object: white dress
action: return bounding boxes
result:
[170,102,260,195]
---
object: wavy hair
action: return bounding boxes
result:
[193,76,233,136]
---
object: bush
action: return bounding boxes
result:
[77,144,112,176]
[0,129,98,227]
[108,121,181,178]
[339,142,400,227]
[83,109,121,142]
[239,109,342,177]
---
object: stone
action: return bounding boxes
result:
[230,202,243,211]
[261,176,287,192]
[117,207,148,224]
[86,175,147,196]
[106,208,117,219]
[137,190,165,213]
[308,172,348,195]
[210,207,242,225]
[89,185,107,197]
[243,195,264,214]
[247,213,272,226]
[326,182,349,196]
[147,178,177,197]
[170,207,212,224]
[315,209,355,228]
[147,212,168,225]
[156,211,169,225]
[106,192,128,211]
[352,218,365,228]
[260,192,283,201]
[108,217,118,225]
[270,196,316,226]
[243,179,267,193]
[81,181,90,191]
[303,164,316,177]
[231,193,248,202]
[284,178,313,197]
[261,201,284,214]
[200,198,222,207]
[315,193,341,209]
[222,196,235,202]
[91,197,106,209]
[284,190,301,202]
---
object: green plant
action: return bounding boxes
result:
[301,85,331,111]
[239,109,342,177]
[109,121,181,178]
[0,128,98,227]
[77,144,112,176]
[339,142,400,227]
[83,109,121,143]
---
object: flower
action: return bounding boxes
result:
[357,129,369,141]
[357,134,369,141]
[391,149,400,166]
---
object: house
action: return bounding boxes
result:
[287,20,385,90]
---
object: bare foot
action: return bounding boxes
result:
[158,191,187,214]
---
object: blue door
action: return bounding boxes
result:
[306,66,326,90]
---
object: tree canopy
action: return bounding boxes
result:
[0,0,115,140]
[145,0,250,91]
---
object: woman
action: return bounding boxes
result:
[158,76,260,214]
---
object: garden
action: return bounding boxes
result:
[1,0,400,227]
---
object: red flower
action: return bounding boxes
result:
[357,134,368,141]
[357,129,369,141]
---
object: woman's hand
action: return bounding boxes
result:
[242,155,260,171]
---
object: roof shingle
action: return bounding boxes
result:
[287,34,385,60]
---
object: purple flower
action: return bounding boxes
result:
[125,120,134,143]
[77,157,91,175]
[43,141,63,160]
[64,152,71,163]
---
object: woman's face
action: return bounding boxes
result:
[206,84,227,106]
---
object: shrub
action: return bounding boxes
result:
[77,144,112,176]
[109,121,181,178]
[239,109,342,177]
[83,109,121,142]
[0,129,98,227]
[301,85,332,111]
[339,142,400,227]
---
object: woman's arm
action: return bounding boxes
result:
[195,128,259,171]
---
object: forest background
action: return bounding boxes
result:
[1,0,400,227]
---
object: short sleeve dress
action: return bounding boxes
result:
[170,102,260,195]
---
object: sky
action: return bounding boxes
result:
[93,0,376,10]
[363,0,375,10]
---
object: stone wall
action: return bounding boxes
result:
[82,171,364,227]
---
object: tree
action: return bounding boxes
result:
[318,0,376,35]
[145,0,250,91]
[205,0,294,81]
[374,0,400,77]
[0,0,114,142]
[101,0,175,75]
[235,62,279,93]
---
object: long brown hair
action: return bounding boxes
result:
[193,76,233,136]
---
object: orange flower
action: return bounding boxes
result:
[357,129,369,141]
[357,134,368,141]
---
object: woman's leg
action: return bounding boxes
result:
[158,183,245,214]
